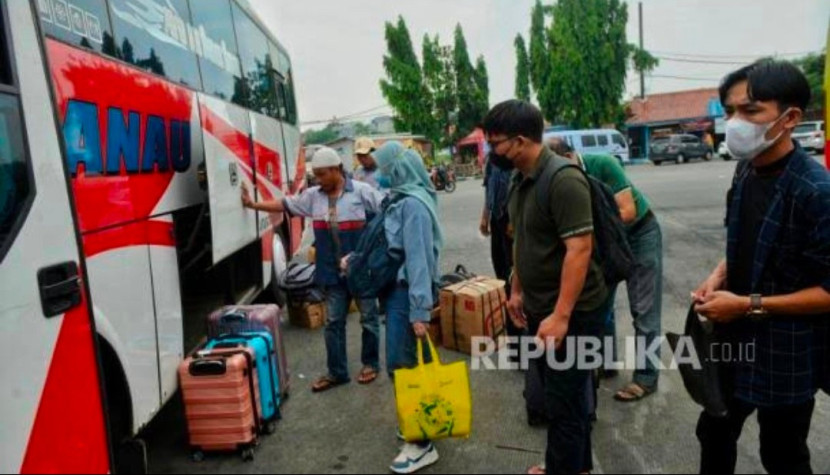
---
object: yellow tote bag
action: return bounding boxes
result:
[394,335,472,442]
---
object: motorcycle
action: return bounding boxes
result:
[430,165,456,193]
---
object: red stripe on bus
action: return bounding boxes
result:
[20,298,109,474]
[83,220,176,259]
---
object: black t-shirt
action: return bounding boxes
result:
[731,154,792,295]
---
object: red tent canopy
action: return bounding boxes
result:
[456,128,487,168]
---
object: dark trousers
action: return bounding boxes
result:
[528,301,609,474]
[490,214,520,337]
[697,397,815,475]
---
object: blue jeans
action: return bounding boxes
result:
[604,215,663,389]
[385,284,432,378]
[324,283,380,382]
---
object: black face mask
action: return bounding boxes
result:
[489,153,515,171]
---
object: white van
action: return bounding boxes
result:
[543,128,631,165]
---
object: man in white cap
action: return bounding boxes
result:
[353,136,382,191]
[242,146,386,392]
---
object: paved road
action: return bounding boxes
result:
[146,156,829,474]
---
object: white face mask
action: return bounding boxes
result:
[725,109,792,160]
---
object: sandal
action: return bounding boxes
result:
[311,375,349,393]
[527,464,546,474]
[614,382,655,402]
[357,367,379,385]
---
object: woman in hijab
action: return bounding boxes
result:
[371,141,444,474]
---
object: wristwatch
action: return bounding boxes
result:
[747,294,769,320]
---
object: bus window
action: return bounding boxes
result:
[109,0,202,89]
[0,94,32,257]
[285,70,298,125]
[597,135,609,147]
[581,134,597,148]
[38,0,115,55]
[612,133,626,148]
[231,3,276,116]
[190,0,243,102]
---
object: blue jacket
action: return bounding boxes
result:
[384,196,440,322]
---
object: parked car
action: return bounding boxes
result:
[792,120,825,154]
[718,141,732,161]
[649,134,714,165]
[543,128,631,165]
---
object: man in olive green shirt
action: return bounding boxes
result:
[549,138,664,403]
[483,100,611,475]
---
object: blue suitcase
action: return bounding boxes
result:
[205,332,281,432]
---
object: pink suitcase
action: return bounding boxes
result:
[179,347,261,462]
[206,305,290,401]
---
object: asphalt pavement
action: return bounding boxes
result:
[145,155,829,474]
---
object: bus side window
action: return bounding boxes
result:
[109,0,202,89]
[0,94,32,260]
[191,0,244,103]
[0,3,33,261]
[232,3,277,116]
[581,134,597,148]
[285,70,298,125]
[597,134,609,147]
[38,0,115,56]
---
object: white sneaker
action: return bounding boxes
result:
[389,442,439,474]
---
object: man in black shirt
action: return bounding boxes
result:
[693,60,830,475]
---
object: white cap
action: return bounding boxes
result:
[310,147,343,170]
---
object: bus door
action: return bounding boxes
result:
[0,0,108,472]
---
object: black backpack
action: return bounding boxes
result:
[346,198,405,299]
[535,155,635,287]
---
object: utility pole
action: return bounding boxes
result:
[639,1,645,99]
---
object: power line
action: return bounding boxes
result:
[650,50,819,60]
[300,104,394,126]
[656,56,749,66]
[649,74,722,82]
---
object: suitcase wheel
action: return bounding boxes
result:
[263,420,277,435]
[191,450,205,463]
[241,447,255,462]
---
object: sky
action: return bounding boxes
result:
[248,0,830,131]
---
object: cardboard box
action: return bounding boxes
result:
[288,301,326,330]
[427,307,442,344]
[440,277,507,354]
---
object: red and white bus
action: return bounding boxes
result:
[0,0,306,472]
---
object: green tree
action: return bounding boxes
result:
[474,55,490,124]
[422,34,457,146]
[454,24,483,138]
[514,35,531,102]
[380,16,434,136]
[793,51,825,117]
[528,0,550,96]
[533,0,653,128]
[354,122,373,136]
[304,124,339,145]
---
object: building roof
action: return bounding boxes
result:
[626,88,723,126]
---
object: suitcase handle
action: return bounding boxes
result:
[221,311,247,323]
[189,359,227,376]
[212,342,244,350]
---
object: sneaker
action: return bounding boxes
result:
[396,428,405,442]
[389,442,439,474]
